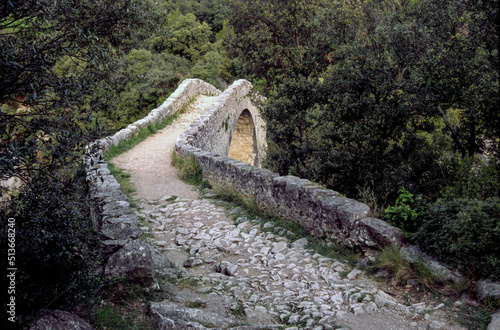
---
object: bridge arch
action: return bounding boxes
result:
[228,109,258,166]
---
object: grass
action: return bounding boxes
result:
[91,306,151,330]
[171,151,204,185]
[372,244,414,285]
[107,162,138,208]
[176,276,200,289]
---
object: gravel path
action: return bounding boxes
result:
[111,95,466,330]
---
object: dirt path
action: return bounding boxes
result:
[112,95,218,201]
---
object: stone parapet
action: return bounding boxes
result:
[97,79,221,153]
[177,79,267,166]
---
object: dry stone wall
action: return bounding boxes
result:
[96,78,221,153]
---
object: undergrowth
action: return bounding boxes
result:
[171,151,204,185]
[91,306,151,330]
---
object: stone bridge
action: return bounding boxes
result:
[91,78,405,252]
[177,79,267,167]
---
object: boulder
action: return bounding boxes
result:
[30,310,94,330]
[149,301,238,329]
[105,240,155,285]
[476,280,500,301]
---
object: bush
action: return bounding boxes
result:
[0,167,103,326]
[442,157,500,200]
[413,197,500,281]
[171,152,203,185]
[382,187,421,235]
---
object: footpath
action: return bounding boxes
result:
[111,95,466,330]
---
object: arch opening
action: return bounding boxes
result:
[228,109,257,165]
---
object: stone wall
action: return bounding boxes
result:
[96,78,221,153]
[176,79,267,167]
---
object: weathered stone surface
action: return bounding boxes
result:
[476,280,500,301]
[30,310,94,330]
[101,214,141,240]
[400,245,463,282]
[215,261,238,276]
[102,239,129,257]
[101,200,131,218]
[487,310,500,330]
[105,240,155,284]
[359,217,405,247]
[291,237,308,249]
[427,320,447,330]
[149,302,238,329]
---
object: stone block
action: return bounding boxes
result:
[105,240,155,284]
[149,301,238,330]
[476,280,500,301]
[359,217,404,248]
[101,200,131,218]
[101,214,141,240]
[30,310,94,330]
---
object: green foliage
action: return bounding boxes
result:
[171,152,203,185]
[106,50,191,129]
[0,1,160,326]
[373,244,413,285]
[248,0,498,213]
[456,304,494,330]
[442,157,500,200]
[151,12,212,62]
[107,162,136,198]
[0,168,104,326]
[383,188,421,235]
[92,306,151,330]
[413,197,500,281]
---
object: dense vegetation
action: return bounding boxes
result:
[227,0,499,280]
[0,0,232,326]
[0,0,498,327]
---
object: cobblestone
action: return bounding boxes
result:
[137,196,464,330]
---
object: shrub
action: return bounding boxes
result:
[382,187,421,235]
[171,152,203,185]
[0,167,103,326]
[413,197,500,281]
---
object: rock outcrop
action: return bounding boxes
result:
[30,310,95,330]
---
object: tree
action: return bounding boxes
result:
[1,0,160,184]
[226,0,348,92]
[259,0,498,203]
[150,12,213,62]
[0,0,159,325]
